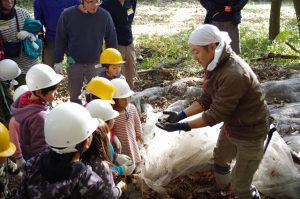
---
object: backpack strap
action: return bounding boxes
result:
[15,10,20,32]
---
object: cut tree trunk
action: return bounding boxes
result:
[293,0,300,34]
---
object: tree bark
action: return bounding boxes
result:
[293,0,300,34]
[269,0,282,40]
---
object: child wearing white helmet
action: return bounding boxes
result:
[11,64,63,161]
[8,85,29,168]
[0,59,21,127]
[17,103,125,198]
[86,99,135,178]
[111,79,144,171]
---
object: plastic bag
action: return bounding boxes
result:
[254,132,300,198]
[142,107,219,193]
[142,104,300,198]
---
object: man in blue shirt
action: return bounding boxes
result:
[54,0,117,104]
[34,0,80,67]
[101,0,137,89]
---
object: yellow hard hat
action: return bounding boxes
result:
[0,122,16,157]
[86,77,115,104]
[100,48,125,65]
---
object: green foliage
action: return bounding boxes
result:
[240,25,270,61]
[16,0,34,12]
[135,30,197,69]
[136,19,299,71]
[275,31,293,43]
[241,18,300,67]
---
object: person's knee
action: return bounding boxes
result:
[213,146,234,165]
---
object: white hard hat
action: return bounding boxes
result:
[44,102,99,154]
[26,64,63,91]
[0,59,21,81]
[111,79,134,99]
[13,85,29,102]
[86,99,119,121]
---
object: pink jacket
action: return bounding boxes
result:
[9,116,22,158]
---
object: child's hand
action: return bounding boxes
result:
[136,133,144,144]
[115,154,132,165]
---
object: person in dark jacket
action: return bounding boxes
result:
[101,0,137,89]
[11,64,63,161]
[199,0,248,54]
[157,24,268,199]
[33,0,80,67]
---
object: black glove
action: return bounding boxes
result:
[158,111,187,123]
[156,121,191,132]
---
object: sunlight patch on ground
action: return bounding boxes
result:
[133,2,296,37]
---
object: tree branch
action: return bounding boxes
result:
[252,53,300,61]
[285,42,300,54]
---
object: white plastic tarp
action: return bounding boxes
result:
[142,106,300,198]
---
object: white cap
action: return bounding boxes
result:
[13,85,29,102]
[26,64,63,91]
[188,24,231,46]
[86,99,119,121]
[0,59,21,81]
[111,78,134,99]
[45,102,99,154]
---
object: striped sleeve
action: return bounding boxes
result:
[0,7,39,73]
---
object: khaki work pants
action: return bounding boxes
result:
[118,43,136,89]
[213,128,265,199]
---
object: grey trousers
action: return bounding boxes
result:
[42,41,55,67]
[67,63,100,104]
[212,21,241,55]
[213,128,265,199]
[118,43,137,89]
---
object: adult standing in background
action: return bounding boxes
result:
[199,0,248,55]
[101,0,137,89]
[55,0,117,104]
[34,0,80,67]
[0,0,39,86]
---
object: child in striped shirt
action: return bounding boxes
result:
[111,79,144,169]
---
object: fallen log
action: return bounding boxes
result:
[252,53,300,61]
